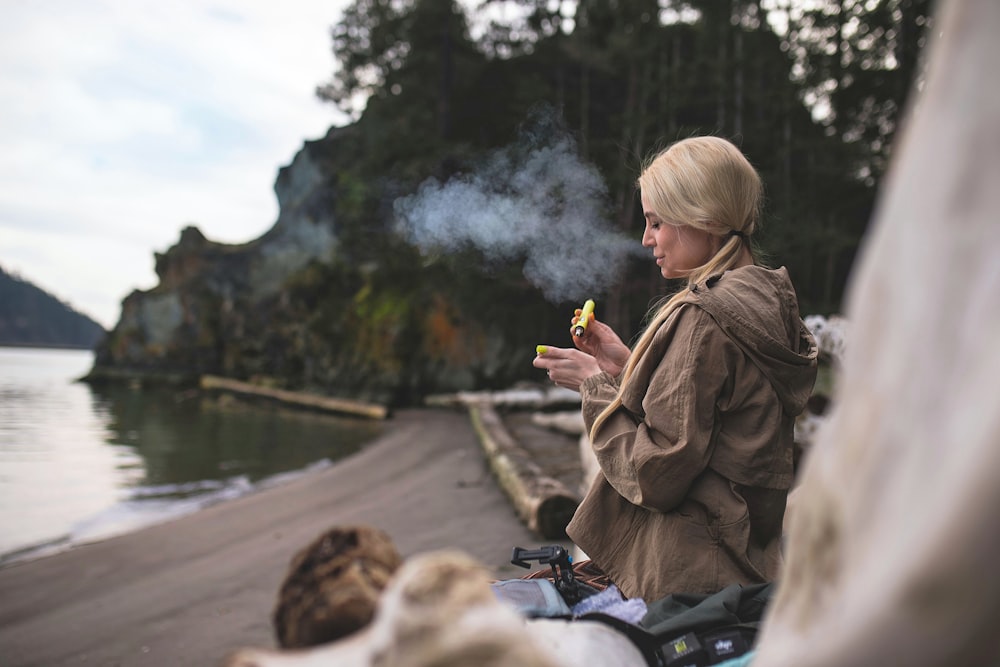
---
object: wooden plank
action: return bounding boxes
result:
[199,375,388,420]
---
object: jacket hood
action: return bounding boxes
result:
[684,265,818,415]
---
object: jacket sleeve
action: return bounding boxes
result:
[579,305,733,513]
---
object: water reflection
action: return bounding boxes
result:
[89,383,384,493]
[0,347,384,560]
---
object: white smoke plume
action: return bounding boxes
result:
[393,115,641,304]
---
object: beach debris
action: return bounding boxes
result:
[468,403,579,539]
[272,525,402,649]
[227,547,646,667]
[200,375,389,420]
[425,384,582,410]
[530,411,585,436]
[362,550,562,667]
[428,383,584,539]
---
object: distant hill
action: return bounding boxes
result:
[0,265,106,349]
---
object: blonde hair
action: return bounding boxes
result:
[589,136,764,441]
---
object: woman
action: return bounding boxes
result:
[533,136,818,602]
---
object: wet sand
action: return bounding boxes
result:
[0,408,563,667]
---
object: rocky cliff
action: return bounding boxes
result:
[85,126,573,405]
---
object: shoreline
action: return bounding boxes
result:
[0,458,338,569]
[0,342,98,351]
[0,408,566,667]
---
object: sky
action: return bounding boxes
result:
[0,1,352,330]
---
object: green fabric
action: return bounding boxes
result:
[640,582,773,639]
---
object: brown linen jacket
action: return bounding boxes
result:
[565,265,818,602]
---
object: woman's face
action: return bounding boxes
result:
[641,190,718,279]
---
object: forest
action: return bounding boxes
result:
[312,0,933,331]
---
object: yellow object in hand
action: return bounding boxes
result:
[571,299,596,337]
[536,345,548,355]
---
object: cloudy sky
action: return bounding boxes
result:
[0,1,352,329]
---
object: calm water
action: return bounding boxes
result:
[0,347,384,563]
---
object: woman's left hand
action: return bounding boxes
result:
[532,346,603,392]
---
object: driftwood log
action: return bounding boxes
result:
[200,375,389,420]
[467,402,579,540]
[755,1,1000,664]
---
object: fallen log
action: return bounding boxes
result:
[467,402,579,540]
[756,1,1000,664]
[199,375,389,420]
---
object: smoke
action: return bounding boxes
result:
[393,112,641,304]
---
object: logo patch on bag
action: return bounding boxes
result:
[661,631,707,666]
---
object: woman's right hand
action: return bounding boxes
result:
[571,309,630,377]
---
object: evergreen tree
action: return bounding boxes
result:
[316,0,410,120]
[780,0,934,183]
[315,0,933,322]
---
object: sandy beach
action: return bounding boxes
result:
[0,408,566,667]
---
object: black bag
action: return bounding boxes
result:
[575,582,774,667]
[500,546,771,667]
